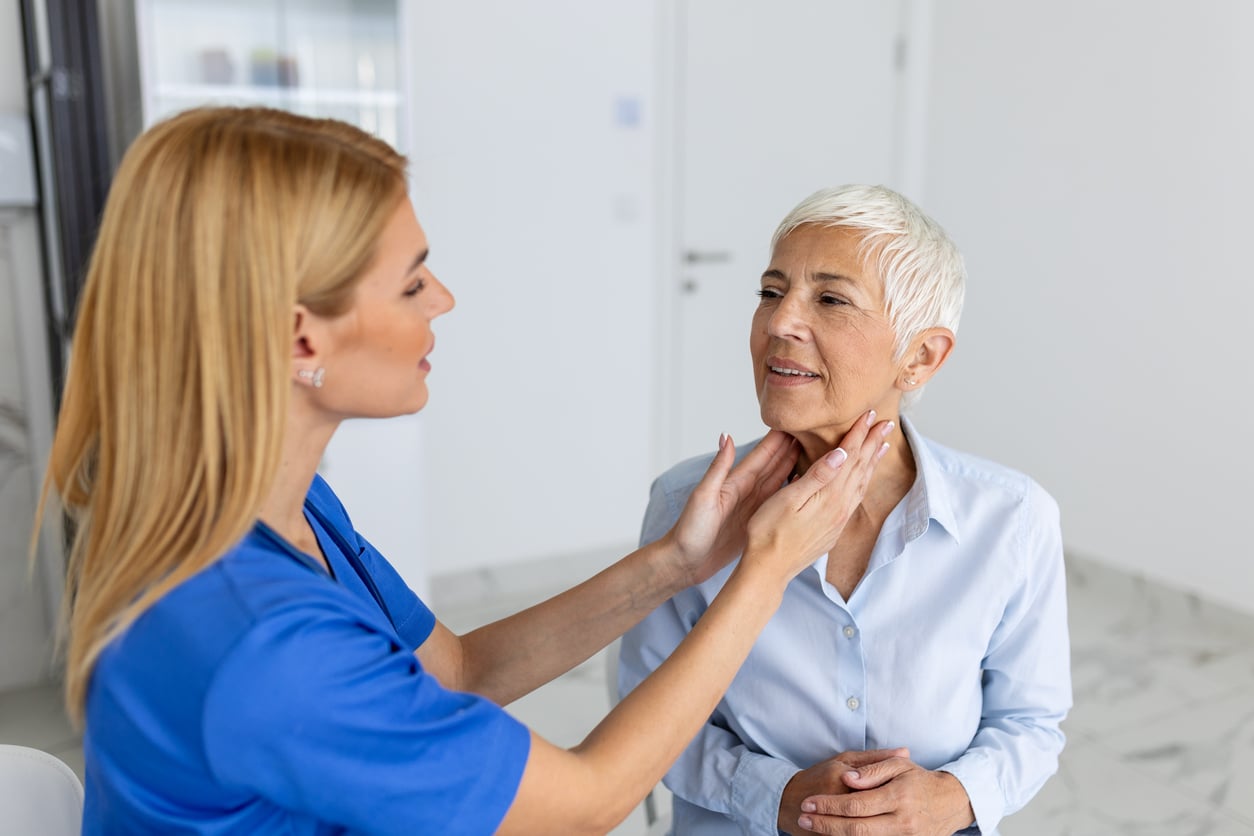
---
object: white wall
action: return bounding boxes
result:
[912,1,1254,614]
[405,1,658,576]
[0,6,23,111]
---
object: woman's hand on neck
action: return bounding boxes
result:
[791,413,913,498]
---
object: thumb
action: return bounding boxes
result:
[777,445,848,506]
[692,433,736,496]
[692,436,737,506]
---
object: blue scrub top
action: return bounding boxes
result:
[82,475,530,835]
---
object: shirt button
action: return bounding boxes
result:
[843,625,856,638]
[847,697,860,711]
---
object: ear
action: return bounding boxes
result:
[897,327,955,392]
[292,304,325,384]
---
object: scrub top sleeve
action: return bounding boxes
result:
[354,532,437,649]
[307,474,435,649]
[202,601,530,836]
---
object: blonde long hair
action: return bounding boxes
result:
[40,107,408,722]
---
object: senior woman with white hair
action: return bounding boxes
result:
[620,184,1071,836]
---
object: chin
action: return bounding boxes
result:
[758,405,814,437]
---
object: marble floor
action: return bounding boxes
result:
[3,553,1253,835]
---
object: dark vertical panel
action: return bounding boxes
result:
[43,0,113,328]
[19,0,115,397]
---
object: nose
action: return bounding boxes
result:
[426,270,455,317]
[765,290,810,342]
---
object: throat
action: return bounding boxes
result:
[823,511,879,600]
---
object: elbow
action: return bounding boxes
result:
[575,807,634,836]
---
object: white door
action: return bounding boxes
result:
[669,0,907,463]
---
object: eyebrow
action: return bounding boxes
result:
[406,249,429,275]
[760,269,857,284]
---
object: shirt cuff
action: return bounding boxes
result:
[729,751,799,836]
[938,750,1002,835]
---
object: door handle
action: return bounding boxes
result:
[684,250,732,264]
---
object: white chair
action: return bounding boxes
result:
[604,639,672,836]
[0,744,84,836]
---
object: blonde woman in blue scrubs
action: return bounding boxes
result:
[40,107,895,835]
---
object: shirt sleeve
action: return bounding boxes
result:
[619,468,799,836]
[202,597,531,836]
[937,483,1072,834]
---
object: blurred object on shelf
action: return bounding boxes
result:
[249,49,299,88]
[249,49,277,85]
[276,55,299,88]
[198,48,234,85]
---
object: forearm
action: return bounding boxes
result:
[578,561,783,800]
[499,561,782,836]
[459,537,687,704]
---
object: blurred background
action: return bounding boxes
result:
[1,2,1252,833]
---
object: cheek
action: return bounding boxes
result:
[749,329,768,383]
[749,313,769,353]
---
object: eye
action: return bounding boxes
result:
[819,294,848,307]
[756,287,783,300]
[403,278,426,297]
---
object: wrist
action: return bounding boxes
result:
[642,533,693,596]
[777,771,805,834]
[934,770,976,831]
[735,542,799,599]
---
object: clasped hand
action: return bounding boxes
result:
[780,748,975,836]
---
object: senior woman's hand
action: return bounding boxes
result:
[661,429,801,587]
[792,752,975,836]
[778,749,910,835]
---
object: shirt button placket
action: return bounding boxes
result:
[837,617,867,746]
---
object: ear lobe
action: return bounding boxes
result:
[901,327,955,388]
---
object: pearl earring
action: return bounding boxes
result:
[904,377,917,387]
[298,367,326,388]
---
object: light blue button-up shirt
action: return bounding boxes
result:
[619,419,1071,836]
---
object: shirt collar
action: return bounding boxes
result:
[898,415,960,545]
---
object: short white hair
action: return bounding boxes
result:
[771,184,965,409]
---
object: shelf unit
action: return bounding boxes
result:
[135,0,405,149]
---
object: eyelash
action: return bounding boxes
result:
[404,278,426,297]
[755,288,847,306]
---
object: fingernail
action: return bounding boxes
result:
[798,816,813,830]
[846,770,860,780]
[882,420,895,436]
[876,442,889,460]
[865,409,877,426]
[825,447,848,468]
[718,432,727,450]
[801,801,816,813]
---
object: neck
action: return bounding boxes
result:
[258,400,340,543]
[792,414,915,508]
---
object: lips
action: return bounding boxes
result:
[766,356,820,378]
